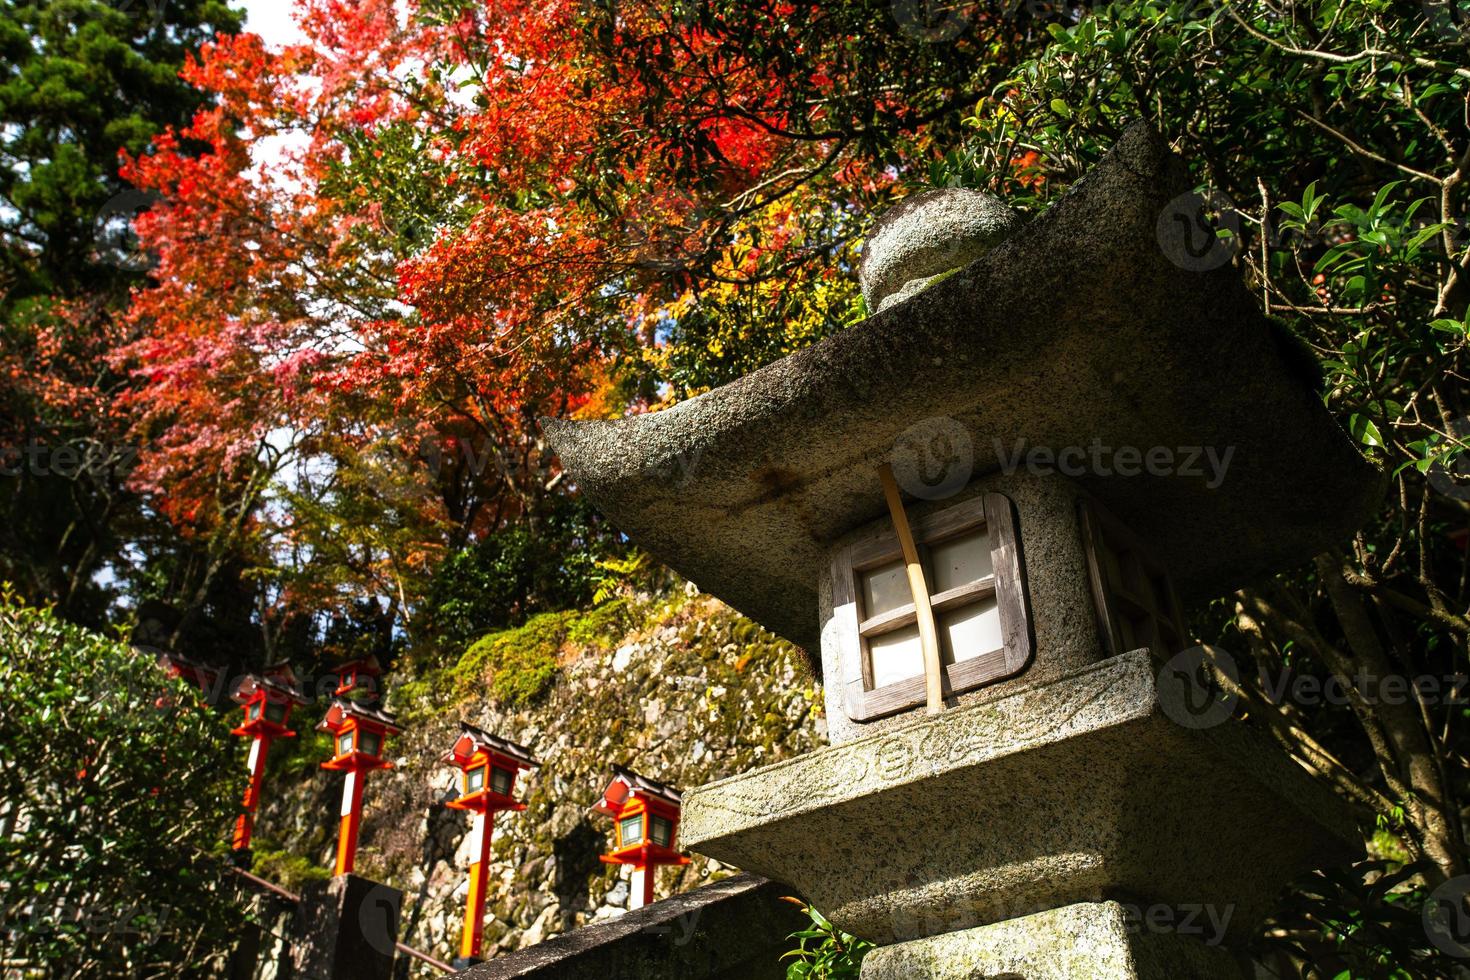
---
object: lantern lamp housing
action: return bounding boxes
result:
[318,697,402,773]
[330,655,383,697]
[593,766,690,868]
[441,724,538,814]
[229,665,307,739]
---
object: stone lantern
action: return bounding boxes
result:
[544,126,1382,977]
[229,663,307,862]
[593,766,690,910]
[318,697,402,875]
[441,723,538,965]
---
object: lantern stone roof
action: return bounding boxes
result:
[441,722,539,770]
[232,664,308,705]
[317,696,403,735]
[543,124,1383,659]
[593,765,683,816]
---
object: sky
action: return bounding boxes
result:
[241,0,305,46]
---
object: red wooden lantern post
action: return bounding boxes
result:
[593,766,690,910]
[318,698,402,875]
[229,664,307,860]
[441,724,538,965]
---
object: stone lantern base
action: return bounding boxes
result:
[681,648,1361,967]
[860,900,1247,979]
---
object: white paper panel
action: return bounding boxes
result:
[869,623,924,687]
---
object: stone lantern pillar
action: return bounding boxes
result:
[544,125,1383,978]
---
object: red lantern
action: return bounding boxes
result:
[156,650,221,702]
[229,664,307,858]
[593,766,690,909]
[318,697,402,875]
[441,724,538,963]
[330,654,383,697]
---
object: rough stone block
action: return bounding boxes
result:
[682,650,1361,946]
[458,874,805,980]
[859,900,1248,979]
[290,873,401,980]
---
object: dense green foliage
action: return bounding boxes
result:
[941,1,1467,974]
[426,497,623,644]
[0,588,243,976]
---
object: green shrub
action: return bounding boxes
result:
[781,900,872,978]
[0,586,243,975]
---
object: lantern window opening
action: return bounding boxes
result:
[264,701,287,724]
[650,813,674,848]
[465,764,486,794]
[337,729,355,757]
[618,813,643,848]
[490,766,513,797]
[248,700,262,720]
[359,729,382,758]
[1080,502,1188,659]
[833,493,1032,722]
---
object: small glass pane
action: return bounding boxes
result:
[337,731,354,756]
[619,814,643,847]
[491,767,512,796]
[264,701,286,724]
[359,731,381,757]
[868,624,924,687]
[929,529,992,593]
[860,560,911,618]
[465,766,485,793]
[650,815,673,848]
[940,596,1003,664]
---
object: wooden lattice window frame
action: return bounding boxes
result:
[831,493,1032,722]
[1079,501,1188,658]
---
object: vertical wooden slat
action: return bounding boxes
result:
[877,464,944,715]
